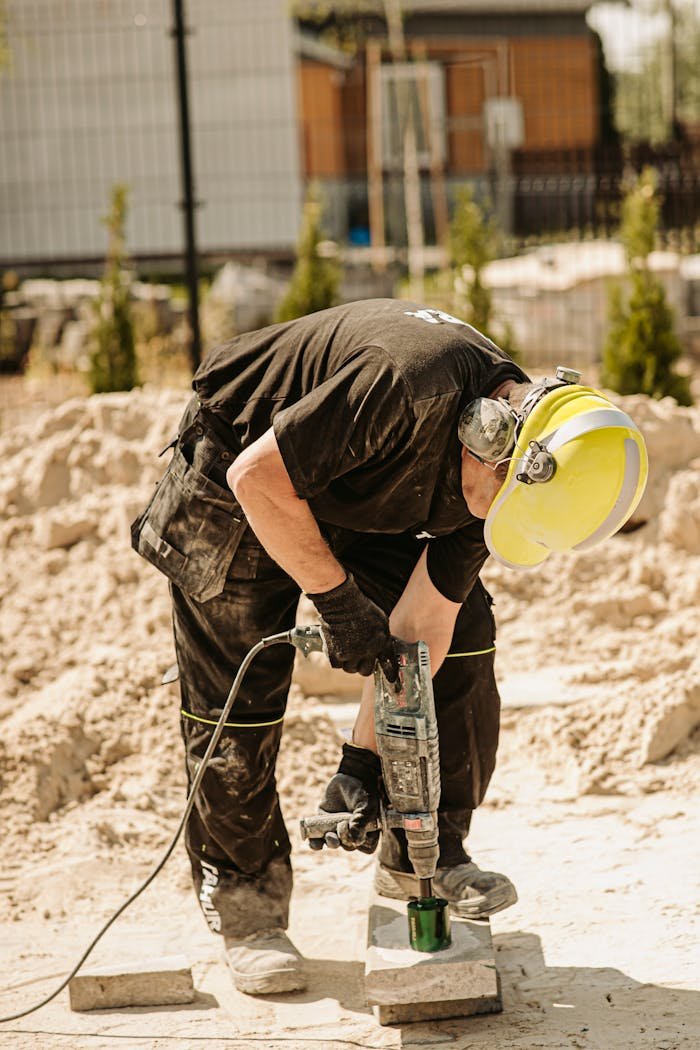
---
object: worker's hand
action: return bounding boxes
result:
[309,743,382,854]
[307,574,398,680]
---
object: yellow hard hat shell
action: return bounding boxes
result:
[484,386,648,569]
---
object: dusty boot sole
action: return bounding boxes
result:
[227,964,307,996]
[374,865,518,919]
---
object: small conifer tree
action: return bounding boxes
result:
[450,186,518,359]
[89,184,138,394]
[276,189,340,323]
[601,168,691,405]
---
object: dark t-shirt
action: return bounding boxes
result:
[193,299,528,602]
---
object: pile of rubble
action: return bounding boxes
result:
[1,264,287,375]
[0,385,698,888]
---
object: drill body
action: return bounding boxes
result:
[373,640,440,891]
[297,628,450,951]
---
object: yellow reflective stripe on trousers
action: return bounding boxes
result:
[181,709,285,729]
[445,646,496,658]
[181,650,497,724]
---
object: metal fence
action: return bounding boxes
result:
[1,0,699,369]
[0,0,302,269]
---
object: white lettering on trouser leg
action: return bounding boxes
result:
[199,859,222,932]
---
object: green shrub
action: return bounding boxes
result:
[450,186,520,361]
[89,184,138,394]
[276,188,340,323]
[601,169,691,406]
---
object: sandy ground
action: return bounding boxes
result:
[0,385,699,1048]
[0,707,698,1050]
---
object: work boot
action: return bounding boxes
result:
[374,860,517,919]
[224,929,306,995]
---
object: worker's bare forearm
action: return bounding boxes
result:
[226,427,346,594]
[352,679,378,752]
[352,549,460,753]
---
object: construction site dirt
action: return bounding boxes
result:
[0,385,698,1049]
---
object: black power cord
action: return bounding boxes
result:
[0,631,296,1024]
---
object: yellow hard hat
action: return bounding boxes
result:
[484,386,648,569]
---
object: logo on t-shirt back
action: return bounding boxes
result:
[404,308,468,327]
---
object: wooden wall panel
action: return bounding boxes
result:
[426,36,598,173]
[341,63,367,175]
[511,36,598,150]
[298,62,345,177]
[296,35,599,179]
[446,61,487,173]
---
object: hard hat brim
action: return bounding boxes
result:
[484,474,552,570]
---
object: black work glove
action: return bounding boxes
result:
[309,742,383,854]
[307,574,398,680]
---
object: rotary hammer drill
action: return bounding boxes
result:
[295,626,450,952]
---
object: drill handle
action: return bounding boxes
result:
[299,806,435,840]
[299,812,380,840]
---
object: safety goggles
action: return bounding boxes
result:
[458,367,582,469]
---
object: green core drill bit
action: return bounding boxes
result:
[407,896,452,952]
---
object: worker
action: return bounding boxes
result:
[131,299,647,995]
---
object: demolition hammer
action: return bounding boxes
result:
[296,627,451,954]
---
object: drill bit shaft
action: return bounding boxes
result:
[419,877,433,899]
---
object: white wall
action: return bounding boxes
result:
[0,0,302,264]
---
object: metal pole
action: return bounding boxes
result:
[384,0,425,297]
[172,0,201,371]
[666,0,678,139]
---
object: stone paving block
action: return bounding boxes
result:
[366,894,502,1025]
[69,954,195,1011]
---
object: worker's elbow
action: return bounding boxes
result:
[226,431,297,509]
[226,450,257,503]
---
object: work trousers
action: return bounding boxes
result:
[132,400,501,938]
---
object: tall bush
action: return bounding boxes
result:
[601,168,691,405]
[450,186,518,360]
[276,189,340,323]
[89,184,138,394]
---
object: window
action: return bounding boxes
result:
[378,62,446,170]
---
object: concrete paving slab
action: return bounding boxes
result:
[365,893,501,1025]
[68,953,195,1011]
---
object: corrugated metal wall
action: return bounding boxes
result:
[0,0,302,266]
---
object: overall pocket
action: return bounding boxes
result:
[131,447,246,602]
